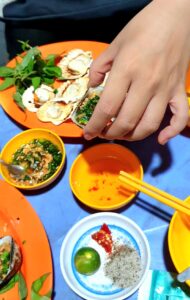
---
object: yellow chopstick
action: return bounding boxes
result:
[119,171,190,215]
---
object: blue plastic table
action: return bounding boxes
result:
[0,105,190,300]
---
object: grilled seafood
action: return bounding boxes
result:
[71,86,103,128]
[0,236,22,286]
[58,49,92,79]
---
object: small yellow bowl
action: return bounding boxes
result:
[69,143,143,211]
[0,128,65,190]
[168,196,190,287]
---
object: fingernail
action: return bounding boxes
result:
[84,133,93,140]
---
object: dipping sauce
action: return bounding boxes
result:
[72,156,136,207]
[10,139,62,186]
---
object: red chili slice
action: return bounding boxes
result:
[91,223,113,254]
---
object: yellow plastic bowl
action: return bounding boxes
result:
[168,196,190,287]
[0,128,65,190]
[69,143,143,211]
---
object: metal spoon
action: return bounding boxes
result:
[0,159,25,176]
[177,267,190,282]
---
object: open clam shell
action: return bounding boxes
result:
[0,236,22,286]
[58,49,92,80]
[71,86,103,128]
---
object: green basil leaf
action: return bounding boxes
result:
[46,54,57,67]
[43,66,62,78]
[17,40,31,51]
[42,77,54,85]
[31,273,50,293]
[31,273,51,300]
[13,92,25,110]
[16,47,41,72]
[26,59,34,73]
[32,77,41,89]
[31,291,51,300]
[0,77,15,90]
[0,66,15,77]
[18,272,28,300]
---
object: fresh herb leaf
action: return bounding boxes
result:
[13,92,25,110]
[43,66,62,78]
[31,273,52,300]
[31,293,51,300]
[0,66,14,77]
[17,40,31,51]
[0,41,62,110]
[18,272,27,300]
[42,77,54,85]
[31,273,50,292]
[0,77,15,91]
[46,54,57,67]
[32,77,41,89]
[16,47,41,72]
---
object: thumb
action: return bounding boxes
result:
[158,89,189,145]
[89,44,118,87]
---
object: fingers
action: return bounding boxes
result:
[89,44,118,87]
[158,88,189,144]
[84,65,130,140]
[101,78,155,139]
[123,92,168,141]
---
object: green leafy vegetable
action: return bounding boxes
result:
[31,273,52,300]
[13,92,25,110]
[0,77,15,91]
[0,66,14,77]
[0,272,27,300]
[0,40,62,110]
[0,272,52,300]
[32,77,41,89]
[18,272,27,300]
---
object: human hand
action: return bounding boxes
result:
[84,0,190,144]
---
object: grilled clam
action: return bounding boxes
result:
[36,101,75,125]
[54,77,89,104]
[58,49,92,79]
[0,236,22,286]
[71,86,103,128]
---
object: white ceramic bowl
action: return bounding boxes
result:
[60,212,150,300]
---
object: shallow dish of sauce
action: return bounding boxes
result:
[69,143,143,210]
[0,128,65,190]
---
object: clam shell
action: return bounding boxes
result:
[0,236,22,286]
[54,77,89,104]
[71,86,103,128]
[36,101,75,125]
[58,49,92,80]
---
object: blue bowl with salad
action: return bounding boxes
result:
[0,128,65,190]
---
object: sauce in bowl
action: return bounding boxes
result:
[10,138,62,186]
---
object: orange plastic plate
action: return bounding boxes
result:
[0,180,53,299]
[0,41,108,138]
